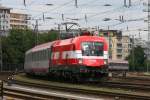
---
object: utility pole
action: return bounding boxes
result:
[34,19,39,45]
[124,0,132,7]
[143,0,150,72]
[147,0,150,72]
[148,0,150,41]
[0,34,2,72]
[132,35,135,71]
[124,0,127,7]
[58,24,61,40]
[129,0,131,7]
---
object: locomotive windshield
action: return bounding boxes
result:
[82,42,103,56]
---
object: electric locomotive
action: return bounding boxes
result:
[24,32,108,80]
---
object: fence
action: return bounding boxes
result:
[2,63,24,72]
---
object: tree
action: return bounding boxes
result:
[2,29,59,66]
[2,29,35,65]
[37,30,59,44]
[127,46,146,71]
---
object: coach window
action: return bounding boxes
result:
[36,52,38,61]
[42,50,43,60]
[32,53,34,61]
[44,50,46,59]
[41,51,43,60]
[44,50,46,60]
[38,52,39,61]
[28,53,30,62]
[46,50,48,59]
[27,55,29,62]
[38,52,40,61]
[34,52,36,61]
[43,50,45,60]
[44,50,47,60]
[41,50,45,60]
[40,51,42,60]
[37,52,39,61]
[31,53,33,61]
[49,47,52,59]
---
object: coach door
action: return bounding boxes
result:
[48,47,52,67]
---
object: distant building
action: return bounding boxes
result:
[0,5,11,35]
[10,12,30,29]
[98,30,131,60]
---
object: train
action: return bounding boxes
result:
[24,34,108,81]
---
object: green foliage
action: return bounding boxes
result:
[2,29,35,64]
[144,60,150,71]
[127,46,146,71]
[38,30,59,44]
[2,29,59,65]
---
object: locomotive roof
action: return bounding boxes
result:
[26,41,56,54]
[26,36,105,54]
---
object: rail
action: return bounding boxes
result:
[11,80,150,100]
[3,86,68,100]
[102,81,150,91]
[0,80,3,99]
[0,80,71,100]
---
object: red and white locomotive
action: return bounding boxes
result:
[24,34,108,80]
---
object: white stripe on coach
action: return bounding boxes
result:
[52,50,108,60]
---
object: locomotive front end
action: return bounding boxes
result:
[75,36,108,79]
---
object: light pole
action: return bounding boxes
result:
[35,19,39,45]
[132,35,135,71]
[0,34,2,72]
[31,16,54,45]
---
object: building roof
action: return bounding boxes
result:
[10,9,28,15]
[0,5,11,10]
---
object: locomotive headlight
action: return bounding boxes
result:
[78,58,82,64]
[104,60,108,65]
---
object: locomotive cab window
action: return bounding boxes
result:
[81,42,103,56]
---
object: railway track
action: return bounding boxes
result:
[2,82,106,100]
[1,82,68,100]
[103,76,150,91]
[100,81,150,91]
[2,73,150,100]
[3,78,150,100]
[113,75,150,82]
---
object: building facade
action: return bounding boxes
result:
[98,30,131,60]
[0,6,11,35]
[10,12,29,29]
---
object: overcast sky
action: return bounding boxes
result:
[0,0,148,40]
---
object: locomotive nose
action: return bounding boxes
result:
[82,59,104,67]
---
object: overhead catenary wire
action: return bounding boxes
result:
[33,0,74,18]
[14,0,143,20]
[6,0,145,31]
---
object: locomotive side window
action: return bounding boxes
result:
[82,42,103,56]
